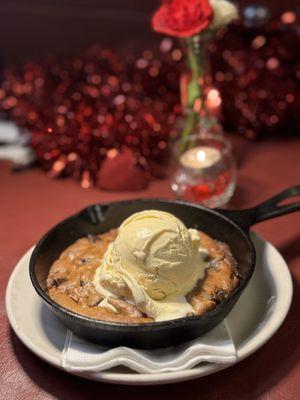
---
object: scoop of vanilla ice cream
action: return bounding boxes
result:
[93,210,208,321]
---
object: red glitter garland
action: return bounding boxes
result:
[0,43,183,189]
[210,16,300,139]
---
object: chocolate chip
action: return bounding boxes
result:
[213,290,227,304]
[47,277,67,288]
[54,277,67,286]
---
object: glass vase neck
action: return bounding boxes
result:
[178,33,223,152]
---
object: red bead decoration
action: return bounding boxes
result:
[182,170,233,203]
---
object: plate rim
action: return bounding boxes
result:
[5,234,293,385]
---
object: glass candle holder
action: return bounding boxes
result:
[171,134,236,208]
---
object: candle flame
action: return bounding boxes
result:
[207,89,222,108]
[197,150,207,162]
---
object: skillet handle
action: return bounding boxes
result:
[219,185,300,230]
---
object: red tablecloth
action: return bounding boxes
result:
[1,134,299,399]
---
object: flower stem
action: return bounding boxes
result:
[179,35,207,153]
[187,37,203,106]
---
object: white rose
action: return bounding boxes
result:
[209,0,239,29]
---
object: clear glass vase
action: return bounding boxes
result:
[171,133,236,208]
[179,34,223,150]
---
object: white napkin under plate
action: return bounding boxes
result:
[61,320,237,374]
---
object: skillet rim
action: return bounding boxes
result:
[29,198,256,330]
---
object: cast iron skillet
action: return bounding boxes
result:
[29,185,300,349]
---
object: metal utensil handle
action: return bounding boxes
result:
[220,185,300,230]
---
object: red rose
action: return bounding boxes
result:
[152,0,213,38]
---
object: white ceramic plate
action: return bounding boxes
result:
[6,233,292,385]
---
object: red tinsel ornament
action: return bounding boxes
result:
[209,10,300,139]
[0,43,183,189]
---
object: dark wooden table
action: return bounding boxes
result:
[1,134,299,399]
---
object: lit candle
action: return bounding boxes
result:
[206,88,222,116]
[180,146,221,170]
